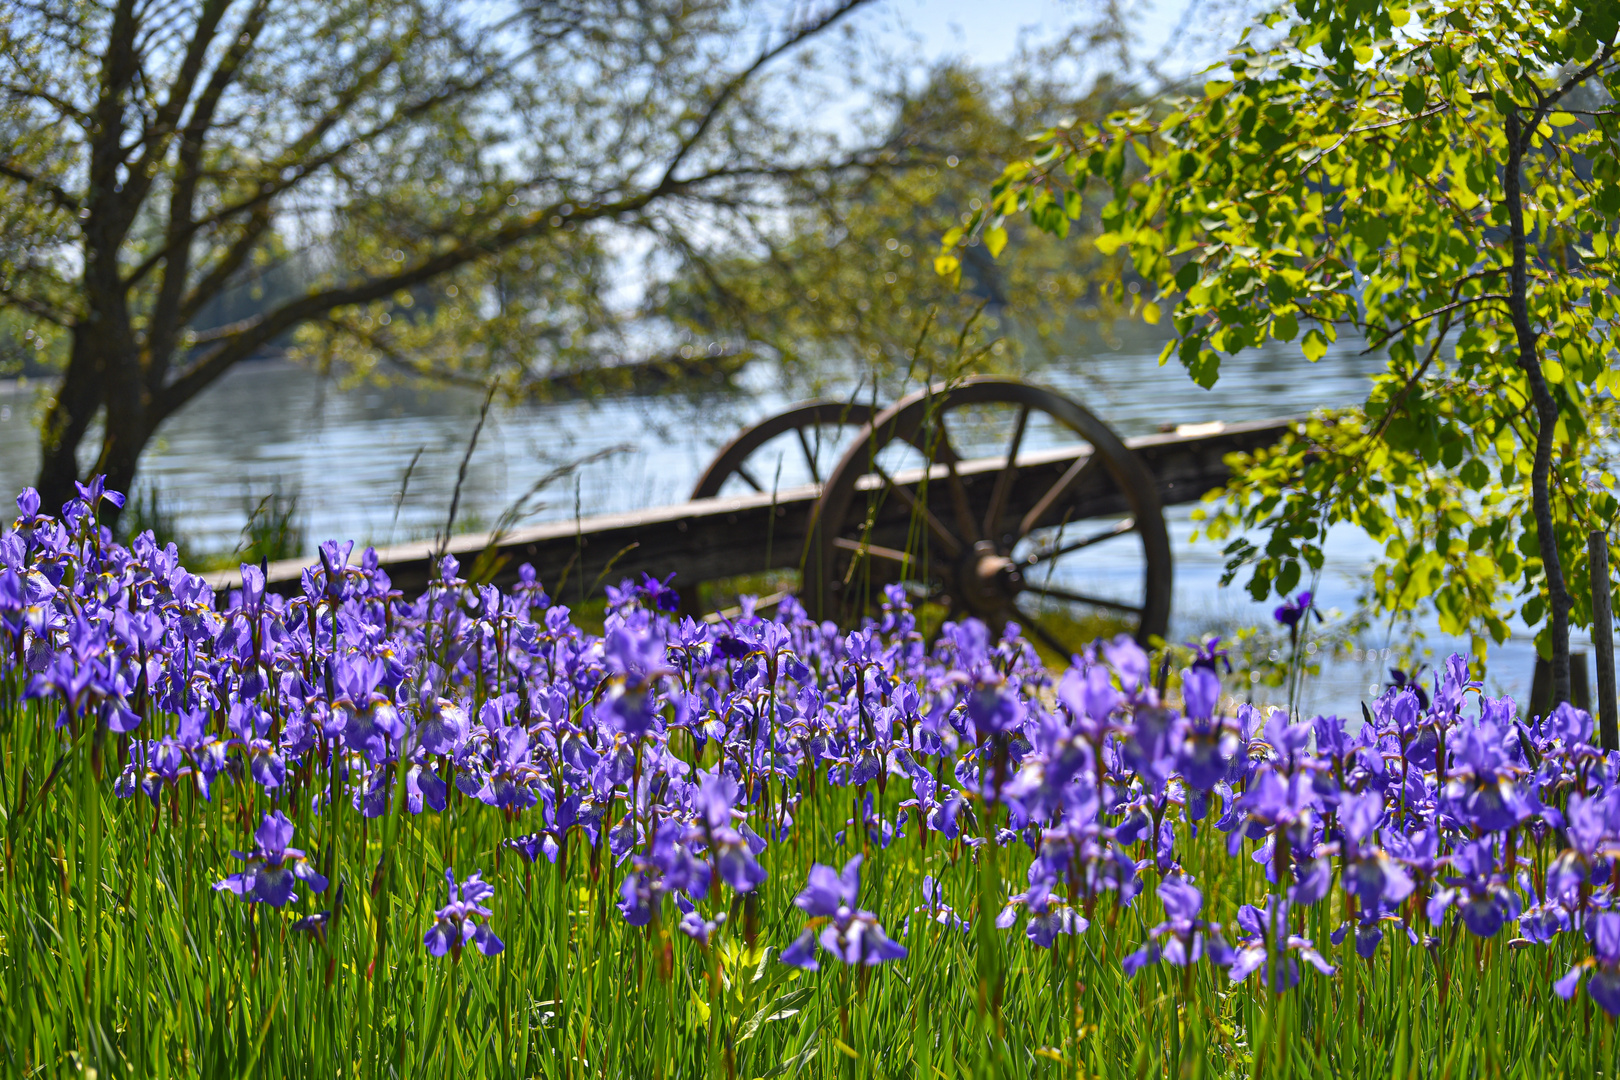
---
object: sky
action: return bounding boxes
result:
[874,0,1201,70]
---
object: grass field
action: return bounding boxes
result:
[1,485,1617,1078]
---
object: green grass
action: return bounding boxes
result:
[1,674,1613,1080]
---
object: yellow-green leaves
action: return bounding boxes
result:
[970,0,1620,649]
[983,224,1008,259]
[1301,328,1328,362]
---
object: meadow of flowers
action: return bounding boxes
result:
[2,478,1618,1078]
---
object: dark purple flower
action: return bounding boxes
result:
[74,475,126,511]
[1273,592,1316,630]
[1227,896,1335,991]
[213,811,328,908]
[1182,667,1220,722]
[1554,912,1620,1017]
[424,868,503,959]
[1122,875,1231,976]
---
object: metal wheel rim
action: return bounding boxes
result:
[805,377,1173,649]
[690,400,880,500]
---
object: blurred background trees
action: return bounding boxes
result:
[972,0,1620,697]
[0,0,1162,516]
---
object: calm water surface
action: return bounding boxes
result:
[0,330,1564,712]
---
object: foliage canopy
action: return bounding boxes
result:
[963,0,1620,696]
[0,0,918,509]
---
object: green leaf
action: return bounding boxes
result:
[1142,301,1163,325]
[1401,80,1426,115]
[736,987,814,1043]
[1273,311,1299,341]
[1093,232,1124,256]
[1301,328,1328,362]
[983,224,1008,259]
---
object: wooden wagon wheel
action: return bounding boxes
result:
[805,377,1173,652]
[690,400,880,500]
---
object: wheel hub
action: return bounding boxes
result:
[958,540,1023,618]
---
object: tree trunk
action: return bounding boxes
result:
[1505,109,1572,706]
[93,334,151,522]
[37,330,108,513]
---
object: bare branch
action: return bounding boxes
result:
[0,159,79,213]
[1359,294,1511,354]
[0,283,73,327]
[653,0,876,193]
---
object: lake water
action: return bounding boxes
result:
[0,328,1571,714]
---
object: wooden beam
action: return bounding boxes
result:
[207,415,1300,599]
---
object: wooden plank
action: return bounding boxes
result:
[209,415,1300,598]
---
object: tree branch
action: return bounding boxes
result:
[653,0,875,193]
[1359,294,1511,354]
[0,283,73,327]
[0,159,79,214]
[121,65,488,294]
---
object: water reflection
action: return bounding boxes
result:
[0,332,1562,713]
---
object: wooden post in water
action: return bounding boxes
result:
[1589,529,1618,752]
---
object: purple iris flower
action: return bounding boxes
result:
[693,771,768,893]
[213,811,328,908]
[1441,717,1532,834]
[1554,913,1620,1016]
[1121,875,1233,976]
[239,562,266,614]
[415,684,469,756]
[1428,838,1522,938]
[601,617,667,737]
[316,539,355,601]
[1385,668,1430,711]
[996,865,1087,948]
[73,474,126,512]
[1228,896,1335,991]
[1546,793,1616,911]
[640,572,682,613]
[1338,791,1414,910]
[1272,592,1317,630]
[1329,907,1411,960]
[423,868,504,959]
[780,854,906,969]
[1188,636,1233,675]
[910,875,969,933]
[1176,667,1238,791]
[1182,667,1220,722]
[674,893,725,944]
[1103,635,1150,694]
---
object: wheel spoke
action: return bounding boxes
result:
[922,416,980,544]
[944,458,980,546]
[1024,518,1136,564]
[1018,454,1102,538]
[735,465,765,493]
[982,404,1031,542]
[1023,582,1143,615]
[832,536,914,567]
[796,425,822,485]
[869,461,965,559]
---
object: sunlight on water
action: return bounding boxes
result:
[0,329,1568,715]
